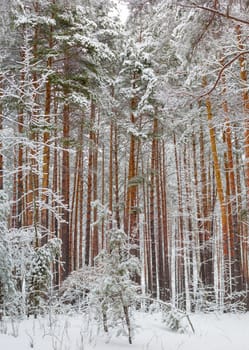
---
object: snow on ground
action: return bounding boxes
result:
[0,311,248,350]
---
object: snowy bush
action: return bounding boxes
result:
[59,228,141,343]
[59,266,99,313]
[0,225,61,319]
[162,307,189,334]
[139,297,195,334]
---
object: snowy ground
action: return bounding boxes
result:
[0,311,248,350]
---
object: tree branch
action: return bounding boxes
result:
[198,51,249,99]
[178,2,249,26]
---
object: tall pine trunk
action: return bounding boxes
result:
[60,85,70,281]
[203,77,229,302]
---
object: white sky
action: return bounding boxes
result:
[115,1,129,24]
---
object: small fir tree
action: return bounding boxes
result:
[27,238,61,317]
[0,230,16,320]
[89,227,141,344]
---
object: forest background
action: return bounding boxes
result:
[0,0,249,322]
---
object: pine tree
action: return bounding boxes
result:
[89,227,141,344]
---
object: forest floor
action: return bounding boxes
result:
[0,310,248,350]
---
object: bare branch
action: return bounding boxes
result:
[190,10,216,56]
[178,2,249,25]
[198,51,249,99]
